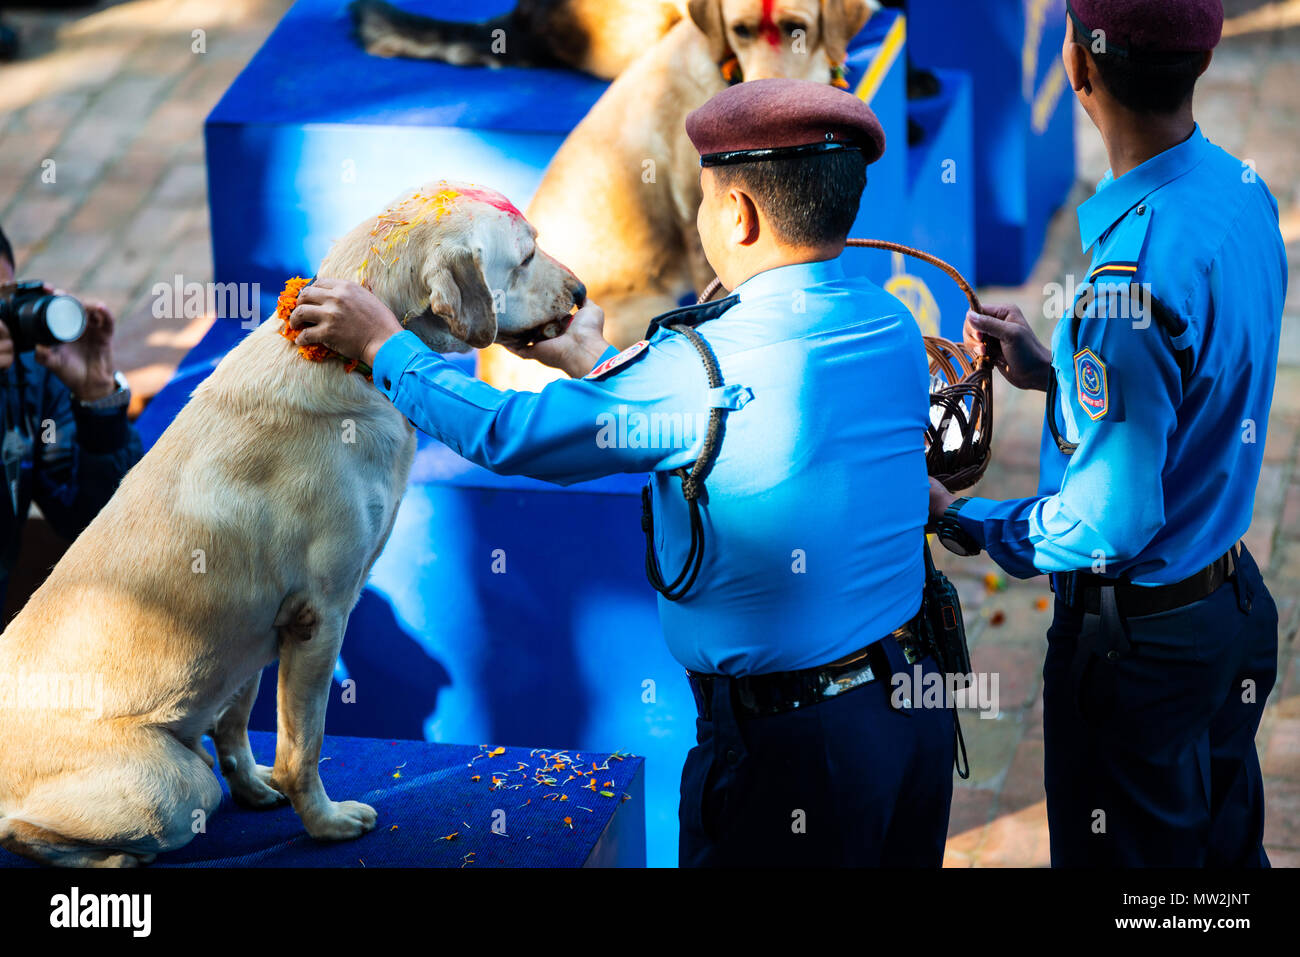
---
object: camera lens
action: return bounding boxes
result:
[43,296,86,343]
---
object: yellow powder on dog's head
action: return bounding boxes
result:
[356,186,462,283]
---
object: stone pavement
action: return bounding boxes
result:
[0,0,1296,866]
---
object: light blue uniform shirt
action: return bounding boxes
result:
[373,258,932,675]
[958,126,1288,584]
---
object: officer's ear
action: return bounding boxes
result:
[1063,31,1092,97]
[821,0,876,66]
[424,244,497,349]
[688,0,730,63]
[726,187,762,247]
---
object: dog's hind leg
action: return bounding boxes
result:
[0,818,155,868]
[212,672,285,809]
[0,729,221,867]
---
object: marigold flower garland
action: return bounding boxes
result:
[276,276,370,377]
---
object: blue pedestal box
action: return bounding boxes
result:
[840,19,976,341]
[907,0,1076,286]
[178,0,915,868]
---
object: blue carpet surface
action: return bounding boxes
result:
[0,732,645,868]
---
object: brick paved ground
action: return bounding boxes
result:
[0,0,1296,866]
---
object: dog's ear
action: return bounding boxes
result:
[688,0,730,62]
[425,244,497,349]
[821,0,876,66]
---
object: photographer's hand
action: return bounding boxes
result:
[35,287,117,402]
[0,322,14,373]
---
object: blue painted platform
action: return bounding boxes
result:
[0,733,646,868]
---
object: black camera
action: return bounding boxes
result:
[0,280,87,352]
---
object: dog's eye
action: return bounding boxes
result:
[520,250,535,268]
[780,20,803,35]
[731,23,754,39]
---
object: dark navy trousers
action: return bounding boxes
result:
[677,638,955,867]
[1043,545,1278,867]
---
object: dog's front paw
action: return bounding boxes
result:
[229,764,288,809]
[303,800,378,841]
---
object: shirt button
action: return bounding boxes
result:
[1136,205,1147,215]
[1107,650,1119,661]
[725,748,739,766]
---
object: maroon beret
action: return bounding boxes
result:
[1069,0,1223,55]
[686,78,886,169]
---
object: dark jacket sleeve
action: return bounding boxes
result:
[31,370,143,541]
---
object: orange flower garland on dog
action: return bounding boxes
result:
[276,276,369,376]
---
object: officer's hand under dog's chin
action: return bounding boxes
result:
[507,301,612,380]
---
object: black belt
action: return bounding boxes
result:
[1052,544,1239,618]
[687,621,927,722]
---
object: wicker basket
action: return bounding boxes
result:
[701,238,993,491]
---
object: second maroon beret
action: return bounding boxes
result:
[1069,0,1224,55]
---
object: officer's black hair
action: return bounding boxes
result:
[0,222,12,271]
[1072,20,1207,114]
[710,149,868,248]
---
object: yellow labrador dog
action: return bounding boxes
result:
[479,0,878,390]
[0,181,582,867]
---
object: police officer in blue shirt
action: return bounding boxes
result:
[929,0,1287,867]
[289,78,955,867]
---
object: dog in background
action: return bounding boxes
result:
[477,0,878,390]
[351,0,690,80]
[0,182,583,867]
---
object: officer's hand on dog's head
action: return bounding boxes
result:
[508,301,611,380]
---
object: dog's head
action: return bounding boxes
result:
[688,0,877,83]
[317,181,586,354]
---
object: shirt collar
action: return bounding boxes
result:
[1077,124,1211,254]
[733,256,847,302]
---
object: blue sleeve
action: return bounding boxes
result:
[956,294,1182,579]
[372,331,707,486]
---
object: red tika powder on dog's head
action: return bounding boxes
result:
[760,0,781,48]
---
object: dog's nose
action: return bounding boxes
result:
[571,281,587,309]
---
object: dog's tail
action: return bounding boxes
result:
[350,0,548,69]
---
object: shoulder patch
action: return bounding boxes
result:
[1074,349,1109,421]
[585,340,649,380]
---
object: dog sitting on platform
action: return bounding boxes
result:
[0,181,584,867]
[476,0,879,391]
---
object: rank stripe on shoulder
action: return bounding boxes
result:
[1090,261,1139,280]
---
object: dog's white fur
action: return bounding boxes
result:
[0,181,582,867]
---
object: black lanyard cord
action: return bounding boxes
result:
[642,323,727,603]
